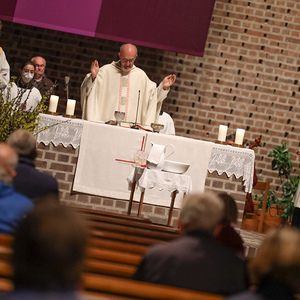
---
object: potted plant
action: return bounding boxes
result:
[255,142,299,223]
[0,78,52,142]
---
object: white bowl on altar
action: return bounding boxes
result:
[162,160,190,174]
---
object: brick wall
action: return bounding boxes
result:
[2,0,300,225]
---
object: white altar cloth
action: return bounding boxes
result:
[127,167,192,194]
[73,121,213,208]
[208,144,255,193]
[37,114,83,148]
[36,114,255,208]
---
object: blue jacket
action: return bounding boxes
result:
[0,182,33,234]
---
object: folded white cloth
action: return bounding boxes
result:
[147,143,166,165]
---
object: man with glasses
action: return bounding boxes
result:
[0,20,10,89]
[31,56,54,100]
[81,43,176,127]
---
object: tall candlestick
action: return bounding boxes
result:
[48,95,59,113]
[66,99,76,116]
[235,128,245,145]
[218,125,228,142]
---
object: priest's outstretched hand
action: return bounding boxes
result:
[162,74,176,89]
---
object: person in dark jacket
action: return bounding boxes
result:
[7,129,59,202]
[31,56,54,105]
[134,192,249,296]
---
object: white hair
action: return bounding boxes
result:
[180,192,224,232]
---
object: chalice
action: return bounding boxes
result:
[151,123,164,133]
[114,111,125,126]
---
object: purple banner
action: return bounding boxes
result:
[0,0,215,56]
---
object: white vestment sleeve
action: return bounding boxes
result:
[156,82,169,103]
[80,73,95,120]
[0,49,10,89]
[155,82,170,122]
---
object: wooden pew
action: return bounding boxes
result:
[0,243,140,279]
[0,261,223,300]
[91,229,170,246]
[72,206,152,224]
[88,237,148,255]
[76,207,179,234]
[82,273,224,300]
[1,234,148,256]
[87,220,178,241]
[86,247,142,266]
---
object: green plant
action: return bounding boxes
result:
[255,142,299,222]
[0,78,54,141]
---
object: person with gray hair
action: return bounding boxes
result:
[133,191,249,296]
[7,129,59,202]
[31,56,54,102]
[0,142,33,234]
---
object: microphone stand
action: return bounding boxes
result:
[131,90,140,129]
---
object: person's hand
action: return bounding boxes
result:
[162,74,176,90]
[91,60,99,79]
[296,149,300,157]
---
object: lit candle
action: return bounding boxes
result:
[66,99,76,116]
[218,125,228,142]
[48,95,59,113]
[235,128,245,145]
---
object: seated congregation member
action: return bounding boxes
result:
[226,226,300,300]
[7,129,59,202]
[0,204,88,300]
[214,193,245,257]
[10,61,42,111]
[0,143,33,234]
[133,192,249,296]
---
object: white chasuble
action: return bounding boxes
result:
[81,61,169,126]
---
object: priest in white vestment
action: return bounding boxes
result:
[0,21,10,90]
[81,44,176,127]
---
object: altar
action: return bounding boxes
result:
[37,114,255,209]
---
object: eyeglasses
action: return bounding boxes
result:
[120,58,135,63]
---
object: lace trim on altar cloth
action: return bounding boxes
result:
[36,114,83,149]
[127,167,192,194]
[207,146,255,193]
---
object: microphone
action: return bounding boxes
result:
[131,90,140,130]
[65,76,70,100]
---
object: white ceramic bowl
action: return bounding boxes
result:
[162,160,190,174]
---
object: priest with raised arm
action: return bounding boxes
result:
[81,44,176,127]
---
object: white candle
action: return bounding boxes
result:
[218,125,228,142]
[235,128,245,145]
[49,95,59,113]
[66,99,76,116]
